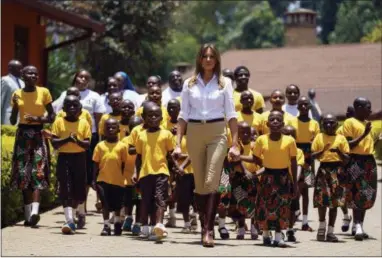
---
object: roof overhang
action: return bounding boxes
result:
[4,0,105,33]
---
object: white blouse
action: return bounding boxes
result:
[178,74,237,122]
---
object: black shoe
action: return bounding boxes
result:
[114,222,122,236]
[263,237,272,246]
[29,214,40,227]
[218,227,230,240]
[287,230,296,242]
[24,220,31,227]
[76,214,86,229]
[101,225,111,236]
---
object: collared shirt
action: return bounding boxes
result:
[162,86,182,107]
[282,104,312,118]
[1,74,25,124]
[178,74,237,122]
[122,89,142,110]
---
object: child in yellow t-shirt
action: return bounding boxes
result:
[133,104,175,240]
[290,96,320,232]
[226,121,260,240]
[340,97,377,241]
[163,98,180,228]
[56,87,92,128]
[281,125,305,243]
[260,90,294,135]
[311,113,350,242]
[136,85,168,126]
[121,115,143,234]
[242,110,298,247]
[119,100,135,139]
[93,118,128,236]
[172,125,196,233]
[51,95,91,234]
[98,92,122,140]
[237,91,262,133]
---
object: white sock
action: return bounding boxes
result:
[263,230,270,238]
[319,221,326,229]
[104,220,111,227]
[238,227,246,236]
[31,202,39,215]
[142,225,150,235]
[169,208,176,218]
[77,203,85,215]
[184,221,191,228]
[287,227,293,232]
[218,218,226,229]
[64,207,73,223]
[126,215,133,219]
[343,214,350,220]
[24,204,31,221]
[355,223,363,234]
[114,216,121,223]
[275,232,282,242]
[327,225,334,234]
[302,215,308,225]
[251,224,258,234]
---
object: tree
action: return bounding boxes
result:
[329,1,381,43]
[224,1,284,49]
[361,20,382,43]
[319,0,343,44]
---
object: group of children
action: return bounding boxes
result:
[18,66,379,248]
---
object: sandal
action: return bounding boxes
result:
[316,228,326,242]
[218,227,230,240]
[341,216,352,232]
[326,233,338,242]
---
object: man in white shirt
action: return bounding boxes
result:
[308,89,322,121]
[1,60,25,124]
[162,70,183,107]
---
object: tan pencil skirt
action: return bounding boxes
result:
[186,121,227,195]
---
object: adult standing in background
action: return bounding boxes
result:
[222,68,234,83]
[162,70,183,107]
[173,44,240,248]
[114,71,142,109]
[1,60,25,124]
[308,88,322,121]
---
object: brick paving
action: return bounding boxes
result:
[2,165,381,256]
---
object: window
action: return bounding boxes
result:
[14,25,29,65]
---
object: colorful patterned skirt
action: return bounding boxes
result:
[228,163,258,219]
[297,143,315,187]
[313,162,346,208]
[11,124,50,190]
[345,154,377,210]
[218,160,232,209]
[256,168,292,230]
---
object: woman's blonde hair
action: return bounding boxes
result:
[188,44,225,89]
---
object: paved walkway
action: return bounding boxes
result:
[2,165,382,256]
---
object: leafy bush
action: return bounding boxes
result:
[1,126,59,228]
[372,121,382,161]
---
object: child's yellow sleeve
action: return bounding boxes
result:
[98,115,106,136]
[51,118,61,137]
[92,144,101,162]
[289,138,297,157]
[311,134,321,153]
[83,121,92,139]
[135,134,143,155]
[339,135,350,154]
[252,137,263,158]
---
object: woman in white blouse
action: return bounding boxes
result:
[173,44,240,248]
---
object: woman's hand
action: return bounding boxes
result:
[172,145,182,160]
[228,145,240,162]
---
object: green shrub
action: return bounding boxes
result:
[372,121,382,161]
[1,126,59,228]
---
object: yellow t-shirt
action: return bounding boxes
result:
[98,114,122,137]
[136,105,168,126]
[119,123,130,139]
[290,117,320,143]
[163,119,177,133]
[127,124,145,146]
[176,136,193,174]
[57,109,92,129]
[260,111,294,135]
[297,148,305,166]
[341,118,374,155]
[12,87,52,125]
[121,136,136,186]
[311,133,350,162]
[336,125,344,135]
[252,134,297,169]
[242,142,259,173]
[51,117,91,153]
[233,89,265,112]
[93,141,127,187]
[135,129,175,179]
[237,111,262,133]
